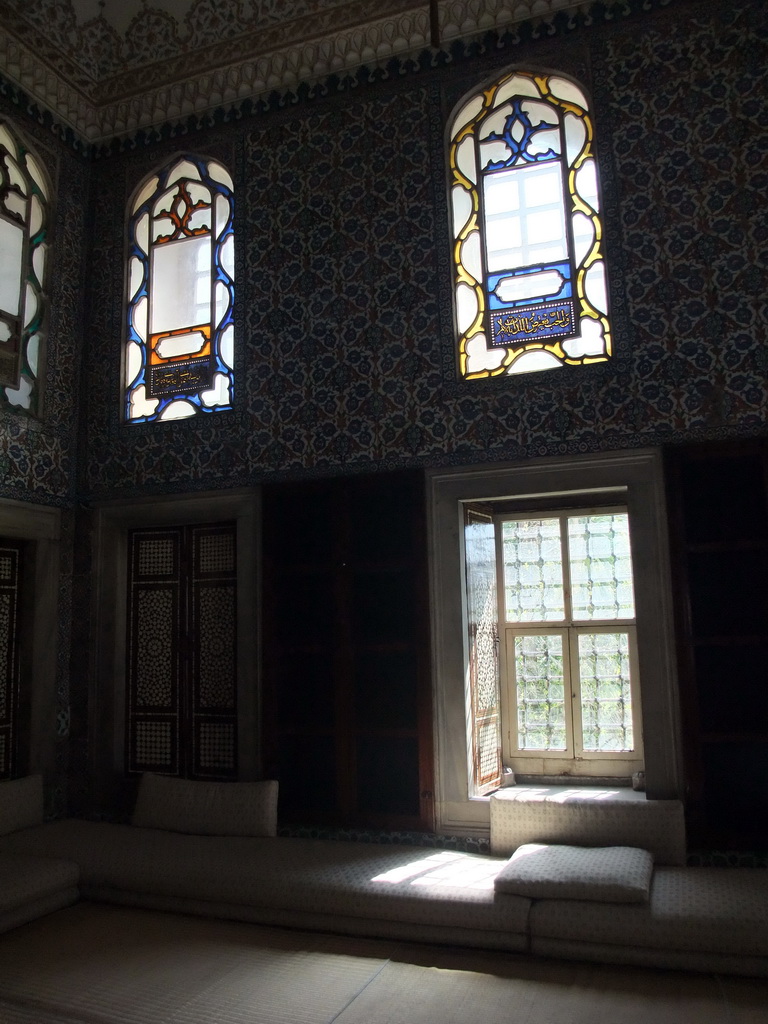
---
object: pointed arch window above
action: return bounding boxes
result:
[125,156,234,423]
[448,71,611,379]
[0,120,50,414]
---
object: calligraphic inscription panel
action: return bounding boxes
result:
[491,301,577,347]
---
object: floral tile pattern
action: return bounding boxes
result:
[0,0,766,836]
[73,0,768,500]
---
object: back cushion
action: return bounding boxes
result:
[132,774,278,837]
[0,774,44,835]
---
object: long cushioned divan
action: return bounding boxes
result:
[0,853,79,935]
[529,866,768,977]
[0,820,531,951]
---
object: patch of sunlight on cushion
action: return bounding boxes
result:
[372,852,463,884]
[372,851,499,891]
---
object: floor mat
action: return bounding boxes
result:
[332,955,768,1024]
[0,904,390,1024]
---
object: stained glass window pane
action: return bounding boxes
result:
[503,519,564,622]
[0,120,49,412]
[150,236,211,334]
[483,163,568,271]
[514,633,566,750]
[125,156,234,422]
[449,69,612,379]
[568,514,635,620]
[578,632,634,752]
[0,219,23,314]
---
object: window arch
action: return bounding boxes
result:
[125,155,235,423]
[448,70,611,380]
[0,120,50,413]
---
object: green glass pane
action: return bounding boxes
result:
[514,634,566,750]
[503,519,564,622]
[568,514,635,620]
[578,632,633,752]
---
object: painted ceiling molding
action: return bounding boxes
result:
[0,0,590,142]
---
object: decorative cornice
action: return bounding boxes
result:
[0,0,591,143]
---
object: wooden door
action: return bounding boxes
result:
[125,522,238,779]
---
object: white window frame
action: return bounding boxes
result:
[428,450,682,837]
[497,506,643,778]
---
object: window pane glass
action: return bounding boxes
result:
[578,632,634,751]
[514,634,566,750]
[483,162,568,273]
[0,218,24,315]
[568,513,635,620]
[503,518,564,622]
[150,235,211,333]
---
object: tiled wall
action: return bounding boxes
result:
[1,0,765,820]
[79,0,766,500]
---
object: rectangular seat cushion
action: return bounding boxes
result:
[0,775,43,836]
[529,866,768,958]
[0,853,79,914]
[132,774,278,837]
[494,843,653,903]
[490,787,686,865]
[0,820,530,943]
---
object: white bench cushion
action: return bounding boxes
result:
[0,775,43,836]
[132,774,278,837]
[0,821,529,941]
[494,844,653,903]
[0,853,78,914]
[530,866,768,957]
[490,787,686,865]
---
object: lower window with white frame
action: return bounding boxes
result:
[499,508,642,778]
[464,502,644,793]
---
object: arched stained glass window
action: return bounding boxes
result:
[0,120,49,413]
[448,70,611,379]
[125,156,235,422]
